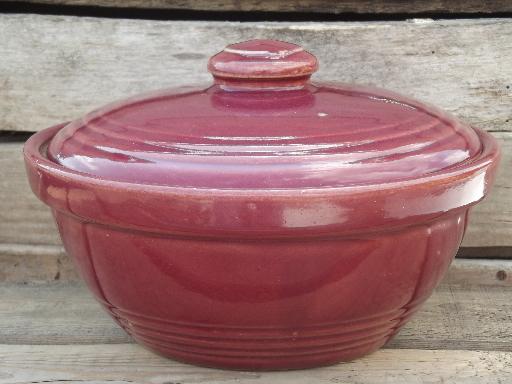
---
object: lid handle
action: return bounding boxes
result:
[208,39,318,90]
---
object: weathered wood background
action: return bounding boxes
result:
[0,1,511,382]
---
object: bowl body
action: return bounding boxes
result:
[54,207,465,370]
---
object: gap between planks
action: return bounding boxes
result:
[8,0,512,14]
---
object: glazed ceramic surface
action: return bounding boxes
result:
[24,40,500,370]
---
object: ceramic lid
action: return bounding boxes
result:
[47,39,483,190]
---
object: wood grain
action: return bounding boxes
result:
[1,344,511,383]
[0,15,511,133]
[9,0,512,14]
[2,259,512,350]
[1,132,510,249]
[0,243,77,283]
[464,132,512,247]
[0,143,60,246]
[444,259,512,287]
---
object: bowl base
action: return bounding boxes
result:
[134,336,388,371]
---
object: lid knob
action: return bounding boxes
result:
[208,39,318,90]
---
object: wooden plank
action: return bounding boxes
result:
[0,15,511,133]
[1,132,510,248]
[1,345,511,384]
[0,283,132,345]
[10,0,512,14]
[0,143,61,246]
[444,259,512,287]
[0,243,77,283]
[463,132,512,247]
[458,247,512,259]
[2,260,512,349]
[387,283,512,351]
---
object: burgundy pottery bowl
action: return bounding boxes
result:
[24,40,500,370]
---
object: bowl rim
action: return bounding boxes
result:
[23,122,500,237]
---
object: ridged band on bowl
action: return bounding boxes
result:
[24,123,499,239]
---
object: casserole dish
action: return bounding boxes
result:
[24,39,500,370]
